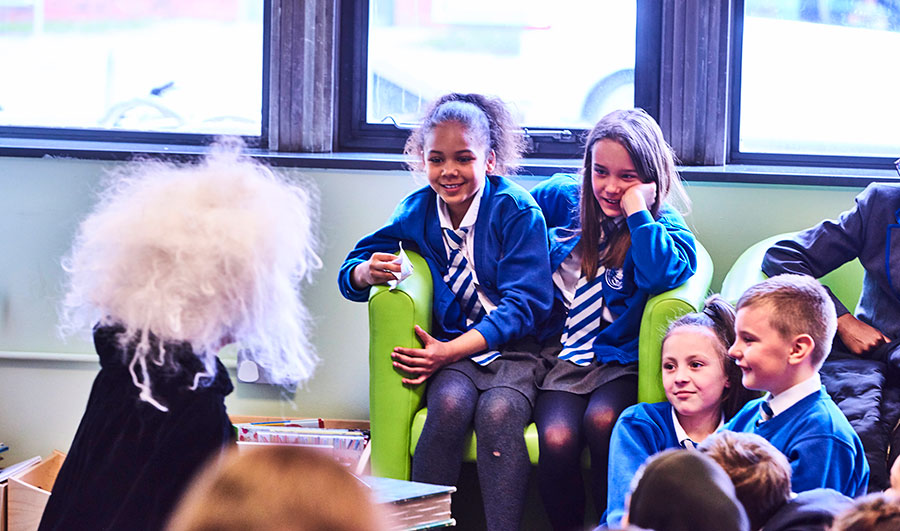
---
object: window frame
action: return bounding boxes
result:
[728,0,898,170]
[0,0,271,151]
[336,0,662,158]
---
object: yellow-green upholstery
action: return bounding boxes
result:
[369,244,713,480]
[720,232,864,309]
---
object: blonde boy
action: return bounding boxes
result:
[724,274,869,497]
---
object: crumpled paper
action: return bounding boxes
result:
[388,244,414,290]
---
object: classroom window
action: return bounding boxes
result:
[733,0,900,166]
[0,0,264,141]
[340,0,647,157]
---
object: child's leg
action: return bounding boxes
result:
[534,390,589,531]
[411,369,478,486]
[473,387,532,531]
[583,375,637,517]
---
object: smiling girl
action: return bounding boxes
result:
[529,108,697,530]
[604,295,757,527]
[338,93,553,531]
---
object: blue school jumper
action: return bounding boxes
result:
[724,388,869,498]
[604,401,681,527]
[530,173,697,363]
[338,174,554,351]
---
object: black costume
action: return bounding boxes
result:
[39,325,234,531]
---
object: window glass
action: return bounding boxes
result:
[366,0,636,130]
[740,0,900,158]
[0,0,263,136]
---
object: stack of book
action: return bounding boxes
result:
[362,475,456,530]
[234,420,370,471]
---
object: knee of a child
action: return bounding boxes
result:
[583,404,617,438]
[429,392,473,418]
[540,422,579,454]
[475,391,528,427]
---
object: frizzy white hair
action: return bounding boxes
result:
[59,141,322,410]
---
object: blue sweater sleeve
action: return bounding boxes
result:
[530,173,580,229]
[472,201,553,349]
[761,185,876,318]
[605,406,669,527]
[337,203,407,302]
[626,208,697,294]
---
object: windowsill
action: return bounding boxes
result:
[1,138,897,187]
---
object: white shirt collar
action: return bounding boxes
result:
[436,183,484,231]
[765,372,822,418]
[671,406,724,449]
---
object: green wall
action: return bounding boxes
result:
[0,155,862,464]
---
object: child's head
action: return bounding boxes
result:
[404,93,525,223]
[698,431,792,530]
[60,140,322,410]
[830,492,900,531]
[625,449,749,531]
[578,108,690,272]
[730,274,837,394]
[165,446,390,531]
[662,295,756,421]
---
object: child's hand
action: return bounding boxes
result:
[837,313,890,356]
[350,252,402,289]
[391,326,460,385]
[620,182,657,216]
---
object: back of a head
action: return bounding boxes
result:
[166,446,389,531]
[699,431,792,530]
[736,274,837,368]
[627,449,750,531]
[831,492,900,531]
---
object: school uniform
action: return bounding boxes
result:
[604,401,724,527]
[338,174,553,403]
[529,173,697,393]
[724,374,870,498]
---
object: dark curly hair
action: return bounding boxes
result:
[403,93,526,175]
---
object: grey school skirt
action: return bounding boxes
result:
[536,337,638,396]
[438,336,543,407]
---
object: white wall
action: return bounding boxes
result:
[0,155,863,464]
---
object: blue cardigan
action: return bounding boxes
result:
[605,401,680,527]
[338,174,554,350]
[530,173,697,363]
[724,388,869,498]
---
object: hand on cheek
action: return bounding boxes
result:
[620,182,657,216]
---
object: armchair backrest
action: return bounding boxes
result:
[720,232,865,311]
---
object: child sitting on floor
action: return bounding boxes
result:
[724,273,869,498]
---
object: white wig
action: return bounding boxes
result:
[60,140,322,410]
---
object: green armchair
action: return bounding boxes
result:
[720,232,864,309]
[368,244,714,480]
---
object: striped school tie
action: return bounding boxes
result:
[443,227,499,366]
[558,270,608,366]
[756,399,775,426]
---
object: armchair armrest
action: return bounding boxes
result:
[637,240,714,403]
[368,250,432,479]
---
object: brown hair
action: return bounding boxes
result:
[664,295,760,419]
[698,431,792,530]
[403,92,526,176]
[831,492,900,531]
[736,274,837,368]
[165,446,390,531]
[578,108,690,276]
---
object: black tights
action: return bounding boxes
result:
[411,369,532,531]
[534,376,637,531]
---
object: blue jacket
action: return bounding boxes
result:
[724,388,869,498]
[763,183,900,339]
[338,175,554,350]
[531,173,697,364]
[605,401,681,527]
